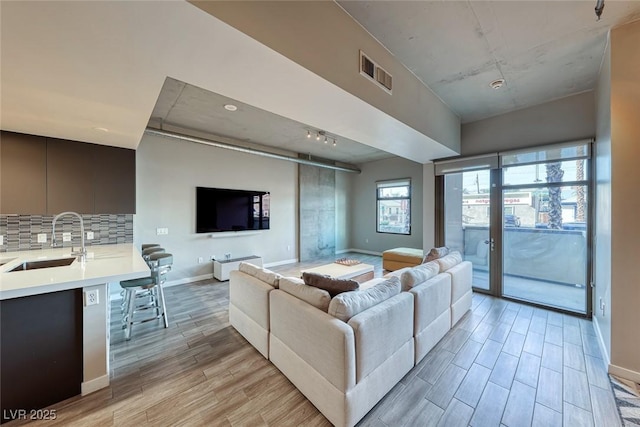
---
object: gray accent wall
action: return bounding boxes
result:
[299,164,335,261]
[335,171,351,252]
[350,157,423,254]
[461,91,595,156]
[135,132,297,283]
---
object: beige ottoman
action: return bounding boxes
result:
[382,247,424,271]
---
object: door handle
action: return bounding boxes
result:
[484,239,495,252]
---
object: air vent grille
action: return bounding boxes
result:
[359,51,392,94]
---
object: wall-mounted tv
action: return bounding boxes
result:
[196,187,270,233]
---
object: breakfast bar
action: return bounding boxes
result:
[0,244,149,422]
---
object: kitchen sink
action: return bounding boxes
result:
[7,257,76,272]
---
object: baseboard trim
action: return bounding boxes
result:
[609,364,640,384]
[341,248,383,256]
[81,374,109,396]
[264,258,297,268]
[592,316,611,366]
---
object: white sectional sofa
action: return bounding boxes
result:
[228,263,282,358]
[228,252,473,427]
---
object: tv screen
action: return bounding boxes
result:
[196,187,270,233]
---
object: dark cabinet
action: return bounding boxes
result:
[47,138,95,214]
[0,290,83,423]
[93,144,136,214]
[0,131,47,214]
[0,131,135,215]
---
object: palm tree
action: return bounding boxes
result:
[546,162,564,229]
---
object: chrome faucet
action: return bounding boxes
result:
[52,211,87,262]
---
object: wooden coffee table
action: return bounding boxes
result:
[301,262,375,283]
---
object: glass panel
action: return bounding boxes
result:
[444,170,491,290]
[501,142,590,166]
[377,199,410,234]
[502,185,587,313]
[378,185,410,198]
[503,159,588,186]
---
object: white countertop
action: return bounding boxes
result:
[0,243,150,300]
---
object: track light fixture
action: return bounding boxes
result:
[303,129,339,148]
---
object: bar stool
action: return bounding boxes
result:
[142,246,165,262]
[120,246,165,311]
[141,243,161,251]
[120,252,172,340]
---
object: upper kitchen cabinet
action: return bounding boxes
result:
[93,144,135,214]
[47,138,95,215]
[0,131,47,214]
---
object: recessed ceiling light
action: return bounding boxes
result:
[489,79,505,90]
[224,104,238,111]
[92,127,109,132]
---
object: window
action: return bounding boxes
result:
[377,179,411,234]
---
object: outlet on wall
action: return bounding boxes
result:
[84,289,99,306]
[62,232,72,242]
[37,233,47,243]
[156,228,169,236]
[197,257,204,264]
[86,231,94,240]
[0,235,4,246]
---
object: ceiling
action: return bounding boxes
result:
[339,1,640,123]
[148,78,394,164]
[1,1,639,165]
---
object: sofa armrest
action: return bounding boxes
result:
[348,292,414,383]
[270,289,356,392]
[229,270,274,330]
[409,273,451,337]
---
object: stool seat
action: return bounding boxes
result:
[120,276,154,288]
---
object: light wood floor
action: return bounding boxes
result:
[6,253,621,426]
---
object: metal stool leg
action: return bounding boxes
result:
[157,284,169,328]
[124,288,136,340]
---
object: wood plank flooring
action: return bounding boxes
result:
[5,253,621,426]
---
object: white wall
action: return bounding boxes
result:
[594,35,612,363]
[461,91,595,156]
[349,157,423,254]
[135,132,297,284]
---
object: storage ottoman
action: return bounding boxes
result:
[382,247,424,271]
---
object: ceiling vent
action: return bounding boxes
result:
[360,51,392,94]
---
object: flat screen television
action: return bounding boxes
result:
[196,187,270,233]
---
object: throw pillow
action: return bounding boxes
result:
[279,277,331,311]
[238,262,282,288]
[422,246,450,263]
[302,272,359,297]
[436,251,463,272]
[400,261,440,291]
[328,276,401,322]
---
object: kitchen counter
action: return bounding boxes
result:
[0,243,150,300]
[1,243,150,420]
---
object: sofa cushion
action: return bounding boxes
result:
[279,277,331,311]
[328,276,401,322]
[238,262,282,288]
[423,246,450,263]
[436,251,463,272]
[400,261,440,291]
[302,272,359,297]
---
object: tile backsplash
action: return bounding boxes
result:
[0,214,133,252]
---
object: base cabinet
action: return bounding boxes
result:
[213,256,263,281]
[0,290,82,424]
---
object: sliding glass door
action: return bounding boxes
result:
[443,170,492,291]
[437,141,591,315]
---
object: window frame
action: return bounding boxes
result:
[376,179,412,235]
